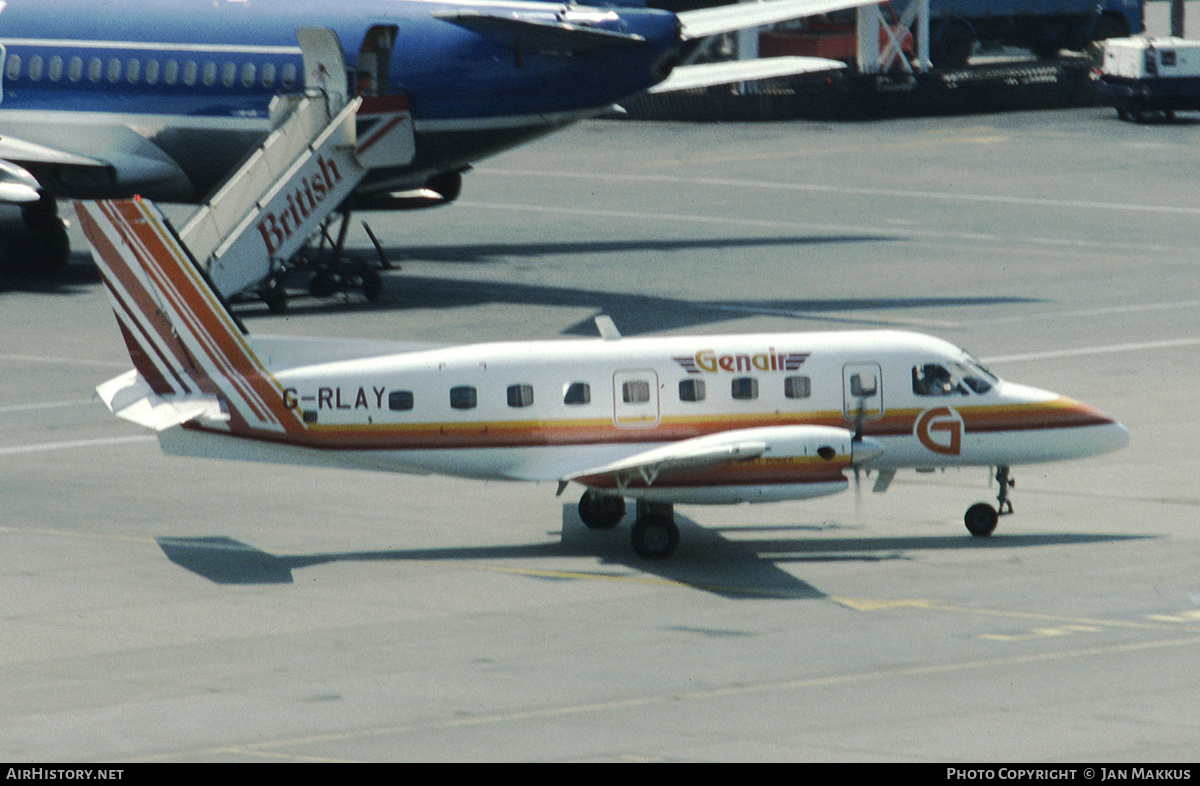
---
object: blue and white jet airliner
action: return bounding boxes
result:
[0,0,863,273]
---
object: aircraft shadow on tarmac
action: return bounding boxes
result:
[388,234,896,264]
[256,268,1043,335]
[155,509,1153,600]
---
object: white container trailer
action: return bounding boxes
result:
[1096,36,1200,121]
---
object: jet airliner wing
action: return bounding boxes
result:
[676,0,876,41]
[647,55,845,94]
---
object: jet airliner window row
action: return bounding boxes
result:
[4,51,296,89]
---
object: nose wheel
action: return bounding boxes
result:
[964,465,1013,537]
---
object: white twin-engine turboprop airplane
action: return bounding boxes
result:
[78,198,1129,560]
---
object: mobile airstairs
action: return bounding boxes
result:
[176,29,414,311]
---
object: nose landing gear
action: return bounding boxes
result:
[964,465,1013,537]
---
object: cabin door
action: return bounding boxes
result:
[613,369,661,429]
[357,25,398,97]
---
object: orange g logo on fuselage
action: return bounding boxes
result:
[915,406,964,456]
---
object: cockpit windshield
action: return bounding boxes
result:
[912,359,996,396]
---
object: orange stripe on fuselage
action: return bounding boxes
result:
[196,395,1114,454]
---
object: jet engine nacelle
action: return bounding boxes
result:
[344,170,464,211]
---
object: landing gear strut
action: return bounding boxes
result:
[964,465,1013,537]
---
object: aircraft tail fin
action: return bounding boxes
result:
[76,199,300,435]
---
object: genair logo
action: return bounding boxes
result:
[674,350,808,374]
[256,154,344,257]
[915,406,964,455]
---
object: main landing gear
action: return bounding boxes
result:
[964,465,1014,537]
[577,489,680,560]
[8,194,70,278]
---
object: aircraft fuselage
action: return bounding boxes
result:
[0,0,683,200]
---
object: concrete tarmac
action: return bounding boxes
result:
[2,106,1198,761]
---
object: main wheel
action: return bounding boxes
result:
[578,490,625,530]
[964,503,999,537]
[631,513,679,560]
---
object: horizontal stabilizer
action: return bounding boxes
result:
[678,0,875,40]
[96,370,228,431]
[648,55,844,93]
[434,12,646,53]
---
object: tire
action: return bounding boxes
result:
[360,267,383,301]
[578,490,625,530]
[964,503,999,537]
[631,513,680,560]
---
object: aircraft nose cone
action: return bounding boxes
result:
[1059,399,1130,459]
[1099,419,1131,453]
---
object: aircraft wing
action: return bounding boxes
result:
[647,55,844,93]
[566,434,770,488]
[677,0,876,41]
[561,425,864,490]
[0,128,193,202]
[96,370,229,432]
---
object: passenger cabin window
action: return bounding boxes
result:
[622,380,651,404]
[731,377,758,401]
[388,390,414,411]
[679,378,705,403]
[5,55,20,81]
[784,375,811,399]
[563,382,591,405]
[449,386,477,410]
[507,384,534,408]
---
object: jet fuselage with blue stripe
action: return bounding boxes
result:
[0,0,683,200]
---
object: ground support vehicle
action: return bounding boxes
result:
[1096,36,1200,121]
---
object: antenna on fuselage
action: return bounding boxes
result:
[594,315,621,341]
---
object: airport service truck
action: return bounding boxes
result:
[1096,36,1200,121]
